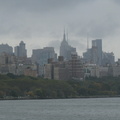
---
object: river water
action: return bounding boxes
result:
[0,97,120,120]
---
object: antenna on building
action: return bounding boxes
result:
[66,29,68,43]
[63,27,66,41]
[87,32,89,50]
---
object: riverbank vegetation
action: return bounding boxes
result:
[0,74,120,99]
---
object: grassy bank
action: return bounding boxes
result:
[0,74,120,99]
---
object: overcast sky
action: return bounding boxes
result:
[0,0,120,60]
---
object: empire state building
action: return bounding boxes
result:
[60,32,76,60]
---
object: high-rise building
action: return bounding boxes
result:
[92,39,102,65]
[14,41,27,58]
[60,32,76,60]
[69,53,84,80]
[44,53,84,80]
[14,46,19,57]
[83,39,102,65]
[19,41,27,57]
[32,47,57,76]
[0,44,13,55]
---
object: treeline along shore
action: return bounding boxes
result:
[0,73,120,100]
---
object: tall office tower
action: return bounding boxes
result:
[32,47,57,76]
[60,32,76,60]
[14,41,27,57]
[19,41,27,57]
[0,44,13,55]
[92,39,102,66]
[14,46,19,57]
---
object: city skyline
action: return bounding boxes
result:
[0,0,120,59]
[0,36,116,59]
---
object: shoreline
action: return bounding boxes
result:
[0,95,120,101]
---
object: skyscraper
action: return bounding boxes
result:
[32,47,57,76]
[14,41,27,57]
[92,39,102,65]
[83,39,103,65]
[0,44,13,55]
[60,31,76,60]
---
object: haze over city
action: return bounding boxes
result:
[0,0,120,59]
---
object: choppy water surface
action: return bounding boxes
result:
[0,97,120,120]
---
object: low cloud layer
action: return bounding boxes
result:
[0,0,120,59]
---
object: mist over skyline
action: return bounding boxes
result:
[0,0,120,60]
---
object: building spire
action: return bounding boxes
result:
[87,33,89,50]
[63,27,66,41]
[66,28,69,43]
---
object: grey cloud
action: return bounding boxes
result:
[64,0,120,39]
[75,18,119,39]
[0,0,89,13]
[68,39,86,54]
[0,0,109,39]
[114,0,120,4]
[48,40,61,54]
[0,0,120,58]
